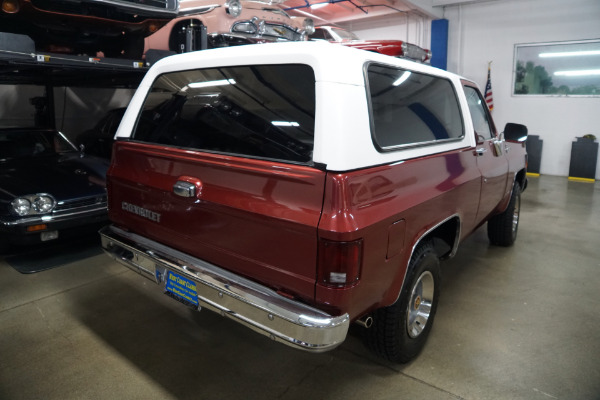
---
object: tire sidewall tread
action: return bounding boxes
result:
[365,241,441,363]
[488,182,521,246]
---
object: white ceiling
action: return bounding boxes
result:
[284,0,502,25]
[285,0,425,25]
[285,0,403,24]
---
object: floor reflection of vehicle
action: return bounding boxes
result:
[0,129,109,252]
[309,25,431,62]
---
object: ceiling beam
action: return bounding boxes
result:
[432,0,501,6]
[400,0,444,18]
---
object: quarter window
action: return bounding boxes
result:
[367,64,464,150]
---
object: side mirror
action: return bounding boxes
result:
[504,123,528,142]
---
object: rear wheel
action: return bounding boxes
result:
[365,241,440,363]
[488,182,521,246]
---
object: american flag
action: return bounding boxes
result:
[484,63,494,112]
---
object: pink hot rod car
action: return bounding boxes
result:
[144,0,314,55]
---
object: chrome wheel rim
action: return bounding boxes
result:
[406,271,435,338]
[512,195,520,236]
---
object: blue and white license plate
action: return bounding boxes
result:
[164,271,199,308]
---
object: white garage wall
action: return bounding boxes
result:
[338,13,431,50]
[444,0,600,179]
[337,0,600,178]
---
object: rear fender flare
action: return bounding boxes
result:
[390,214,461,305]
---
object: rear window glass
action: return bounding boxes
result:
[132,64,315,163]
[367,64,464,150]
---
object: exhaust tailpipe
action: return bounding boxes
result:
[355,316,373,329]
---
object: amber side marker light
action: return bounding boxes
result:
[27,224,48,232]
[2,0,20,13]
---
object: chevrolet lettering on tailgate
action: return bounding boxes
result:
[100,42,528,363]
[121,202,161,223]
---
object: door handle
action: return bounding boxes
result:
[173,181,196,197]
[173,177,202,198]
[475,147,488,156]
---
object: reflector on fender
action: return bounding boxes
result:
[27,224,47,232]
[317,238,363,288]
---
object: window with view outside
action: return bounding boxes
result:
[513,40,600,96]
[367,64,464,150]
[133,64,316,164]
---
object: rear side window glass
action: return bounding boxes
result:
[367,64,464,150]
[133,64,315,163]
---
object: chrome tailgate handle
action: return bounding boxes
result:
[173,181,197,198]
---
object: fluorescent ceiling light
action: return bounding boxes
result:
[393,71,412,86]
[554,69,600,77]
[187,79,236,89]
[539,50,600,58]
[272,121,300,127]
[310,2,329,9]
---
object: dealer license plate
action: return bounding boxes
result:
[164,271,199,309]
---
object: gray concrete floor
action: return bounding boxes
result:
[1,174,599,400]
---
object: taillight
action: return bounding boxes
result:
[400,42,408,57]
[423,49,433,63]
[317,238,363,288]
[1,0,20,13]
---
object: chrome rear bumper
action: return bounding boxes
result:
[99,225,349,353]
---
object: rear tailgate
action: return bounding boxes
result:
[108,142,325,301]
[107,63,323,301]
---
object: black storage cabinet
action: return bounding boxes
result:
[526,135,543,174]
[569,137,598,180]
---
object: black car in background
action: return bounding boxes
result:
[0,128,109,252]
[76,108,126,159]
[0,30,148,253]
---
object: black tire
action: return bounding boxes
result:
[365,241,440,363]
[488,182,521,246]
